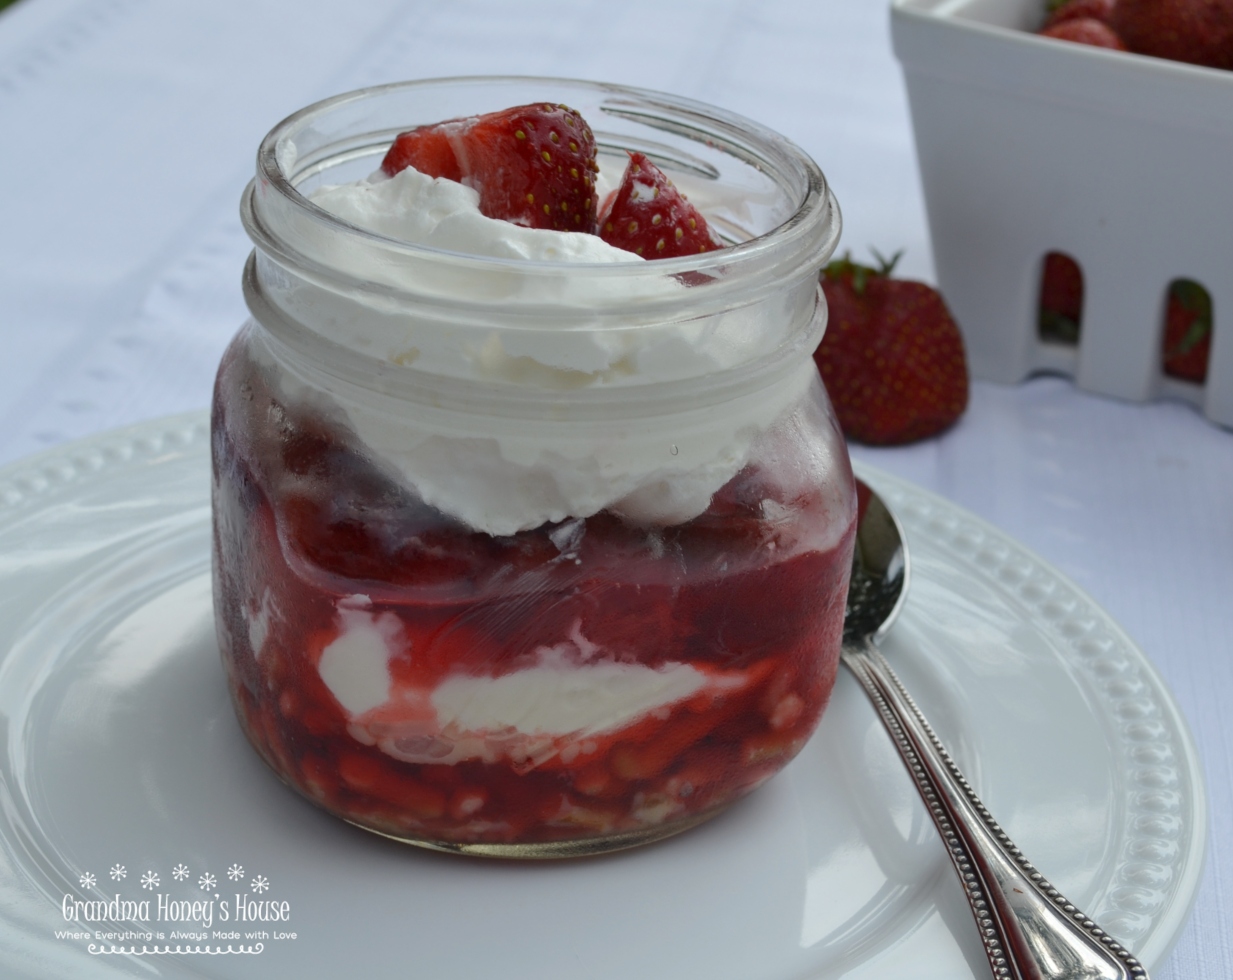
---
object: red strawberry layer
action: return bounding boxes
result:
[212,338,854,844]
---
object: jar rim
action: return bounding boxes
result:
[247,75,840,287]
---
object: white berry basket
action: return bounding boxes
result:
[891,0,1233,427]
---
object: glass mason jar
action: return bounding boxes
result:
[212,77,855,858]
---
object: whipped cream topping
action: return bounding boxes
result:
[310,166,634,264]
[252,159,825,534]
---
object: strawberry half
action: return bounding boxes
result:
[380,125,463,183]
[814,252,969,445]
[599,152,722,258]
[381,103,600,233]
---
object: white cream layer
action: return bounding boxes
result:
[314,598,735,769]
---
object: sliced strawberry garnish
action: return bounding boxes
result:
[380,103,600,233]
[599,152,721,259]
[380,125,463,183]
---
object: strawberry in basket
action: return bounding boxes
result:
[1036,0,1233,68]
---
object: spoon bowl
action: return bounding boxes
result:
[844,482,909,647]
[842,477,1147,980]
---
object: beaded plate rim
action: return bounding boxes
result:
[859,466,1207,971]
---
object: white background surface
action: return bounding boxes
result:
[0,1,1227,978]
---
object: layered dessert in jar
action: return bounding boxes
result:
[212,78,855,857]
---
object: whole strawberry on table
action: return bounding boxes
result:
[813,252,970,446]
[1035,0,1233,69]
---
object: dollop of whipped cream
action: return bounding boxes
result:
[310,166,637,264]
[256,163,820,535]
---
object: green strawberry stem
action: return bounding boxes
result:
[823,249,904,296]
[1170,319,1212,357]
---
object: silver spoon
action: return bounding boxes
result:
[842,478,1147,980]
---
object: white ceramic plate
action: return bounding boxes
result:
[0,413,1205,980]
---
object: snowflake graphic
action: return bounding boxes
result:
[79,872,96,889]
[140,870,160,891]
[227,863,245,881]
[198,872,217,892]
[109,865,126,881]
[172,864,190,881]
[249,875,270,894]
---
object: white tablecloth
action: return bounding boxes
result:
[0,1,1227,977]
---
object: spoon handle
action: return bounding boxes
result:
[842,638,1149,980]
